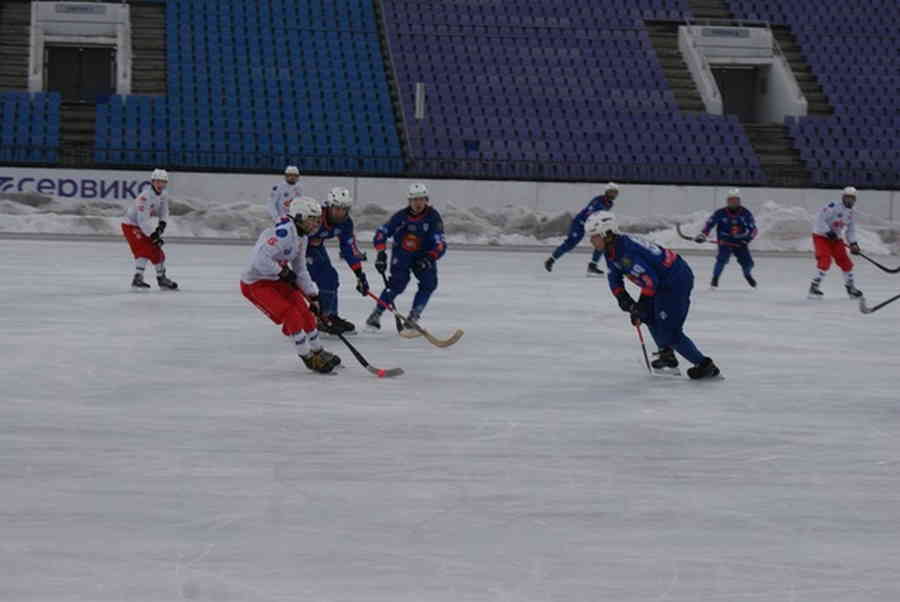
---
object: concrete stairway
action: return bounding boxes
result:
[646,21,706,112]
[130,3,166,95]
[744,123,810,186]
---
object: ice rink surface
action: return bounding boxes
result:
[2,238,899,601]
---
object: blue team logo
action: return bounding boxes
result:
[276,228,288,238]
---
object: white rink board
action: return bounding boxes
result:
[1,165,897,219]
[1,239,899,601]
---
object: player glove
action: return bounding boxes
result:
[849,242,861,255]
[826,230,839,241]
[544,256,555,272]
[375,250,388,274]
[413,256,434,273]
[694,233,707,243]
[149,220,167,246]
[278,264,297,284]
[631,295,653,326]
[615,290,636,313]
[157,220,167,234]
[306,295,321,316]
[354,269,370,296]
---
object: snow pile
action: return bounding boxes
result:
[0,191,896,254]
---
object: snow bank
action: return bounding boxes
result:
[0,191,896,254]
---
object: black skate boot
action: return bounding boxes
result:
[330,315,356,334]
[317,316,341,335]
[365,307,383,330]
[131,273,151,289]
[710,275,719,289]
[745,273,757,288]
[687,357,721,380]
[651,347,679,374]
[301,349,341,374]
[586,262,604,277]
[157,275,178,290]
[544,256,555,272]
[808,281,824,299]
[845,284,863,299]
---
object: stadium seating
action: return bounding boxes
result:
[0,91,60,164]
[382,0,765,184]
[727,0,900,188]
[95,0,403,173]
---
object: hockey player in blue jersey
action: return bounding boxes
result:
[306,187,370,335]
[544,182,619,277]
[365,183,447,330]
[695,188,758,289]
[585,211,720,380]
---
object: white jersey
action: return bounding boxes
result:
[123,185,169,235]
[814,201,857,244]
[268,181,303,221]
[241,218,319,297]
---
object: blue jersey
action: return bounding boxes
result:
[307,213,365,270]
[605,234,685,298]
[702,207,757,243]
[574,194,614,225]
[374,206,447,260]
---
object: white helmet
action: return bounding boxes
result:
[289,196,322,220]
[843,186,857,196]
[408,183,429,200]
[584,211,618,237]
[605,182,619,193]
[150,168,168,182]
[325,187,353,209]
[727,188,741,198]
[284,165,300,176]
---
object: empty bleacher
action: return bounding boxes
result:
[0,91,60,163]
[728,0,900,188]
[94,0,403,173]
[383,0,765,184]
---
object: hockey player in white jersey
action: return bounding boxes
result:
[267,165,303,221]
[241,196,341,374]
[809,186,863,299]
[121,168,178,290]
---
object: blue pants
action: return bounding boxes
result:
[643,261,706,365]
[378,250,438,316]
[713,243,754,281]
[552,219,604,263]
[307,244,340,315]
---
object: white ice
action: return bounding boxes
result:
[2,239,899,601]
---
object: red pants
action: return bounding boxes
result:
[240,280,316,336]
[122,223,165,264]
[813,234,853,272]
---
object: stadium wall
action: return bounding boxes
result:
[0,167,896,222]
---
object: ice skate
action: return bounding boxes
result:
[745,273,757,288]
[651,347,680,375]
[157,275,178,290]
[131,273,151,290]
[365,308,383,331]
[808,281,824,299]
[687,357,721,380]
[586,262,604,277]
[845,284,863,299]
[301,349,341,374]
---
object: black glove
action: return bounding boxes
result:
[630,295,654,326]
[413,256,434,273]
[307,295,320,316]
[149,230,165,246]
[544,256,555,272]
[375,250,388,274]
[694,233,707,244]
[826,230,838,241]
[615,290,636,313]
[157,220,167,234]
[849,242,861,255]
[354,269,370,296]
[278,264,297,284]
